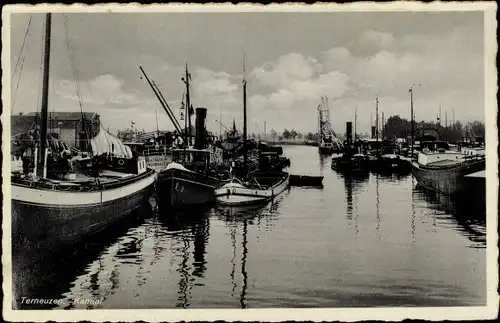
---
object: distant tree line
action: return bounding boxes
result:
[260,115,484,144]
[382,115,485,143]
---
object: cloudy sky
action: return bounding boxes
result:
[9,10,485,135]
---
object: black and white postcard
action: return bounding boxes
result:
[2,2,498,322]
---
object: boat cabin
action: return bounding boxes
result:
[419,141,450,152]
[172,148,211,172]
[258,143,290,172]
[360,139,394,155]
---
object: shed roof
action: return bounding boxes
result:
[23,111,98,121]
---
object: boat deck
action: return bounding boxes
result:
[13,169,137,187]
[426,159,465,167]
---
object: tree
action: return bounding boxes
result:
[282,129,292,140]
[469,120,485,138]
[306,132,315,141]
[383,115,410,139]
[271,129,277,140]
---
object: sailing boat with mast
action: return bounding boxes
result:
[11,13,156,252]
[154,64,220,209]
[215,55,289,206]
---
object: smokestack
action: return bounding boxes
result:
[346,122,353,146]
[371,126,376,138]
[194,107,207,150]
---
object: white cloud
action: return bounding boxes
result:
[347,30,396,58]
[250,53,322,89]
[192,67,239,97]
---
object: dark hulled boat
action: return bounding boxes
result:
[156,152,220,208]
[11,13,156,253]
[331,153,371,173]
[369,153,412,175]
[156,108,220,209]
[331,122,371,174]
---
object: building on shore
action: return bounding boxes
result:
[11,112,100,149]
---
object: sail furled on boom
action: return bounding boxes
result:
[90,125,133,159]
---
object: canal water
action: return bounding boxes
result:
[13,145,486,309]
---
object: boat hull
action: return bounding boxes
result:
[318,146,334,154]
[369,156,412,175]
[215,173,290,206]
[289,175,324,187]
[411,159,485,197]
[331,156,370,173]
[156,168,219,209]
[11,170,156,252]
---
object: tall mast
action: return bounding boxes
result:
[452,108,455,129]
[219,101,223,140]
[155,108,159,135]
[381,112,385,140]
[439,103,442,127]
[242,53,248,175]
[37,13,52,178]
[410,87,414,157]
[182,63,192,146]
[375,96,379,144]
[354,106,357,142]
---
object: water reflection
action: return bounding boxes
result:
[318,153,329,173]
[13,203,154,309]
[217,201,281,309]
[374,172,411,183]
[413,186,486,248]
[157,208,211,308]
[376,174,381,240]
[340,172,370,221]
[240,219,249,308]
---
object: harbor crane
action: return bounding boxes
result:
[317,96,343,154]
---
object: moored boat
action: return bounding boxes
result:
[369,153,412,175]
[11,13,156,253]
[12,160,156,250]
[156,157,220,209]
[156,107,221,209]
[331,122,371,174]
[289,174,324,187]
[215,171,290,206]
[215,55,290,207]
[411,148,485,197]
[332,153,371,173]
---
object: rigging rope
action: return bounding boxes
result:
[11,15,33,113]
[63,14,91,149]
[63,15,85,112]
[11,56,26,111]
[11,15,32,83]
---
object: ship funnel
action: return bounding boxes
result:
[346,122,353,146]
[371,126,376,139]
[195,107,207,149]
